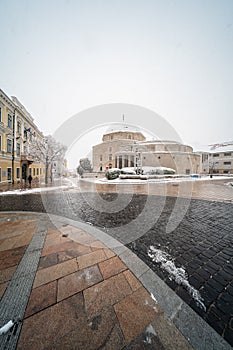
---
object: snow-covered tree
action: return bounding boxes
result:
[28,135,67,184]
[77,158,93,176]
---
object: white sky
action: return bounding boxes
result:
[1,0,233,168]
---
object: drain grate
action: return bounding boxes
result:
[0,221,48,350]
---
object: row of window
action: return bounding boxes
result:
[0,107,33,139]
[213,152,232,157]
[212,161,232,165]
[0,136,27,155]
[0,167,44,182]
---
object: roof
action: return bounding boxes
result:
[105,123,142,134]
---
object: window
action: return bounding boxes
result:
[7,168,12,181]
[186,169,190,175]
[16,168,20,179]
[213,153,219,157]
[33,168,36,176]
[124,156,128,167]
[100,155,102,161]
[224,162,231,165]
[16,143,20,155]
[202,154,208,162]
[0,168,1,182]
[100,166,102,171]
[0,135,1,151]
[224,152,231,157]
[0,107,2,122]
[37,168,39,176]
[109,154,112,161]
[223,170,229,174]
[8,114,12,129]
[17,120,21,134]
[119,156,122,169]
[40,168,42,175]
[7,139,12,153]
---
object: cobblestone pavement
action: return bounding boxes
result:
[0,181,233,347]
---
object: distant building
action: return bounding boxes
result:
[53,159,67,177]
[93,124,201,175]
[0,88,44,185]
[209,146,232,174]
[197,143,233,175]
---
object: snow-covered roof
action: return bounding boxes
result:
[11,96,34,122]
[209,145,233,153]
[195,144,233,153]
[105,123,142,134]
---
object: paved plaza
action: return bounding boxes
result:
[0,177,233,349]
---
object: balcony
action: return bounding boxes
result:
[21,155,33,164]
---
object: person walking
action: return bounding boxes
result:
[28,174,33,188]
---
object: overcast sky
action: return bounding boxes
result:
[1,0,233,168]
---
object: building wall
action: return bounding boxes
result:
[93,139,137,171]
[209,151,233,174]
[92,130,201,174]
[0,88,45,184]
[102,131,146,142]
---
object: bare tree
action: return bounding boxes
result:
[29,135,67,184]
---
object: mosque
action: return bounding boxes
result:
[92,124,200,175]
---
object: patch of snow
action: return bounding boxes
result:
[146,324,157,337]
[94,174,233,185]
[0,184,75,196]
[144,325,157,344]
[0,320,14,335]
[150,292,158,303]
[148,246,206,311]
[142,166,176,175]
[120,167,136,175]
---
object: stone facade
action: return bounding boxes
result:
[92,126,201,175]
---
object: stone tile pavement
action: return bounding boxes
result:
[0,212,195,350]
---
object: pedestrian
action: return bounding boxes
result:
[28,174,32,188]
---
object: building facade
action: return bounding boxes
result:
[0,88,44,185]
[198,144,233,175]
[92,125,201,175]
[208,147,233,174]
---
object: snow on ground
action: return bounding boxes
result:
[0,178,76,196]
[148,246,206,311]
[92,175,233,185]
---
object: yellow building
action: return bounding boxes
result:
[0,88,44,187]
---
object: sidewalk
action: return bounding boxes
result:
[0,212,193,350]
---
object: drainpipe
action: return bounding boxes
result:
[12,110,16,184]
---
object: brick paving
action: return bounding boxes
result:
[0,213,193,350]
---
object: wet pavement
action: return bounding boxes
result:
[0,177,233,348]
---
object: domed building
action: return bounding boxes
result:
[92,124,200,175]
